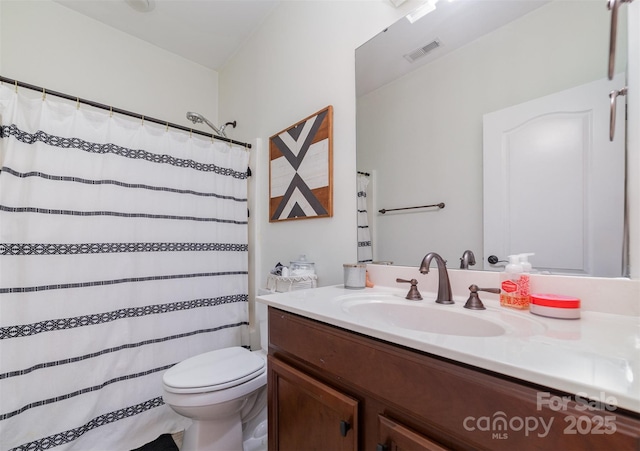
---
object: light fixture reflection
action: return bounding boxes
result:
[406,0,438,24]
[124,0,155,13]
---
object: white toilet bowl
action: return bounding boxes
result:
[162,346,267,451]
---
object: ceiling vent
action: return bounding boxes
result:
[404,39,441,63]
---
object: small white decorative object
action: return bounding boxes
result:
[343,263,366,289]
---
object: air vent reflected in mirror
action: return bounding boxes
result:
[404,39,441,63]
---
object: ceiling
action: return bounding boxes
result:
[356,0,548,97]
[53,0,547,95]
[54,0,280,70]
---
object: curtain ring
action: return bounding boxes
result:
[42,88,46,101]
[109,106,113,118]
[15,80,18,93]
[76,98,80,110]
[141,115,145,126]
[190,129,192,138]
[166,122,169,132]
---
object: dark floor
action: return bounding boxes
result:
[131,434,179,451]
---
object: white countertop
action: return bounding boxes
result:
[257,284,640,414]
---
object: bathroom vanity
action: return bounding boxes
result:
[257,281,640,450]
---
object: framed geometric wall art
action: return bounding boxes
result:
[269,106,333,222]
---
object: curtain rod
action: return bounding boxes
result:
[0,75,252,149]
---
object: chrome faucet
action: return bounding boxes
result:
[419,252,454,304]
[459,249,476,269]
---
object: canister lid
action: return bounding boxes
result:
[531,293,580,309]
[291,254,314,265]
[290,254,315,273]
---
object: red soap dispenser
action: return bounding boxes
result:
[500,255,530,310]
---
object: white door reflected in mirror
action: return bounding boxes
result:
[483,74,626,277]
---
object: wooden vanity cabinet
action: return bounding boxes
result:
[268,355,358,450]
[267,308,640,451]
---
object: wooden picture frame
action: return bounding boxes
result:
[269,106,333,222]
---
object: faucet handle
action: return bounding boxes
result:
[464,284,501,310]
[396,278,423,301]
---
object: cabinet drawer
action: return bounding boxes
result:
[378,415,450,451]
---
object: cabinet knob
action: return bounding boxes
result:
[339,420,351,437]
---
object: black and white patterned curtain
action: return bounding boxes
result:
[0,85,250,450]
[357,173,372,263]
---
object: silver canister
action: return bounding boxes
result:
[343,263,366,289]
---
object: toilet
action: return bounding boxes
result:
[162,303,269,451]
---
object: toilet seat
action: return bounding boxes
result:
[163,346,266,394]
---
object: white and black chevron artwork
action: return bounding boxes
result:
[269,106,333,221]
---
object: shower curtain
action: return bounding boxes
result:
[357,173,372,263]
[0,85,250,450]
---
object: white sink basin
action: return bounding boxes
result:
[340,296,506,337]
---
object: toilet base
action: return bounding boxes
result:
[182,413,242,451]
[242,399,267,451]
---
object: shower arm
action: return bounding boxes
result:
[186,112,236,138]
[200,116,226,137]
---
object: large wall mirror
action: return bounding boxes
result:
[356,0,629,277]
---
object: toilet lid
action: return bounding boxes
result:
[163,347,265,393]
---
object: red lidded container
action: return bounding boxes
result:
[530,293,581,319]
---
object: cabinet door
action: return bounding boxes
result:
[268,355,359,451]
[377,415,450,451]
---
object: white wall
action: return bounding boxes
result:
[219,1,418,293]
[0,0,218,129]
[357,1,622,268]
[0,0,419,306]
[4,0,635,288]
